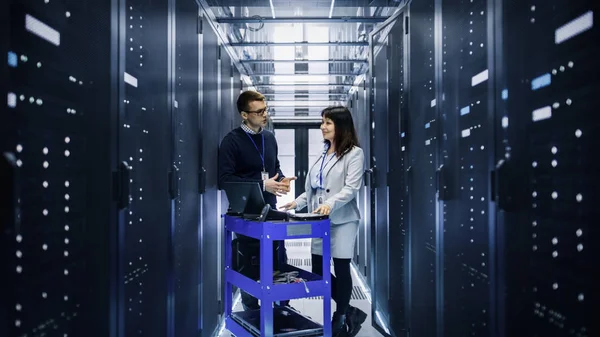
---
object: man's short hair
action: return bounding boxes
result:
[237,90,265,113]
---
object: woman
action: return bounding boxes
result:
[280,106,367,337]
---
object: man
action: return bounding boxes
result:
[218,90,296,310]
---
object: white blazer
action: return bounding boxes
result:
[294,146,364,222]
[294,146,365,257]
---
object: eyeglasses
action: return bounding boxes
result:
[245,107,269,115]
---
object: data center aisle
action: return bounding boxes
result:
[219,239,383,337]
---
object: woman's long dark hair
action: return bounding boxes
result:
[321,106,360,158]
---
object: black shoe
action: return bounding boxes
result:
[345,306,367,337]
[332,312,348,337]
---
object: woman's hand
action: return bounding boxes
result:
[313,204,331,215]
[279,201,297,211]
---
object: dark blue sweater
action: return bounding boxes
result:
[218,127,284,208]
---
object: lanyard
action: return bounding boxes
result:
[318,152,336,189]
[245,132,265,170]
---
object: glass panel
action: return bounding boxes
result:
[270,100,342,107]
[276,156,295,209]
[272,24,298,114]
[274,129,295,208]
[274,129,295,156]
[308,128,325,168]
[307,25,333,115]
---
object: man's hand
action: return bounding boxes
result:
[280,176,297,191]
[280,176,297,185]
[264,173,290,196]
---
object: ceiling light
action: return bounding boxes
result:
[328,0,336,19]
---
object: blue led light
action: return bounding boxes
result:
[8,51,17,67]
[531,73,551,90]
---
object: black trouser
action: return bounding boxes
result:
[234,235,288,310]
[311,254,352,315]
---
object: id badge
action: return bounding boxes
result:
[316,190,325,205]
[261,171,269,181]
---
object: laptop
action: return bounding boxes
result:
[223,182,328,221]
[223,182,288,221]
[288,212,328,221]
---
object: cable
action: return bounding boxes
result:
[246,15,264,32]
[272,271,311,293]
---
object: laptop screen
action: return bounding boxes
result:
[223,182,267,215]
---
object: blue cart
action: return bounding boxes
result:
[224,215,332,337]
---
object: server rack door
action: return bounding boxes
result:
[173,1,201,336]
[117,1,172,336]
[233,66,241,129]
[386,11,410,336]
[369,9,410,336]
[199,15,222,336]
[502,2,599,336]
[3,1,116,336]
[354,83,371,280]
[438,0,497,335]
[350,92,366,268]
[368,35,391,336]
[219,52,235,317]
[220,57,235,151]
[406,0,439,336]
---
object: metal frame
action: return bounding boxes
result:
[199,12,226,336]
[167,0,177,335]
[487,0,502,335]
[262,92,348,95]
[268,99,346,102]
[216,16,388,23]
[223,215,332,337]
[114,0,127,335]
[196,7,205,334]
[250,72,363,76]
[195,0,252,84]
[433,1,444,337]
[241,59,368,64]
[271,116,323,126]
[0,0,8,332]
[253,83,352,87]
[230,41,368,47]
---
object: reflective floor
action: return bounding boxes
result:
[220,239,383,337]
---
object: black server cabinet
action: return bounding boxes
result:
[233,64,241,120]
[386,13,409,334]
[406,0,438,336]
[501,1,598,336]
[198,14,221,337]
[117,0,172,336]
[370,38,391,326]
[172,1,201,336]
[219,48,235,319]
[438,0,497,335]
[2,1,116,337]
[221,53,236,140]
[368,11,409,336]
[353,82,370,280]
